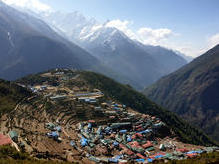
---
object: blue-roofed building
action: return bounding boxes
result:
[113,107,120,110]
[148,158,153,163]
[88,123,92,129]
[70,140,76,147]
[80,137,88,147]
[136,159,145,163]
[55,126,62,132]
[119,129,127,134]
[127,135,132,142]
[47,131,59,139]
[113,141,119,147]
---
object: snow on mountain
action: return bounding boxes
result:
[39,11,97,42]
[8,8,187,89]
[35,11,133,46]
[33,11,187,89]
[0,2,105,81]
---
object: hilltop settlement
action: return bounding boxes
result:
[0,69,218,163]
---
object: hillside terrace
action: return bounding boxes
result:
[0,69,218,163]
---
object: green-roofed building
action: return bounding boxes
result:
[45,122,55,130]
[146,146,154,151]
[9,131,18,142]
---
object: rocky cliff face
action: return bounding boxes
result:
[144,45,219,142]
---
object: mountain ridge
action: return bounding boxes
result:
[35,11,188,89]
[144,44,219,142]
[0,2,104,81]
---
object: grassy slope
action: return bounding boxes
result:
[80,71,216,146]
[155,152,219,164]
[1,145,218,164]
[0,79,31,116]
[0,146,73,164]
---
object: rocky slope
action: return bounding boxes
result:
[144,45,219,142]
[0,2,187,89]
[0,2,102,81]
[38,11,187,89]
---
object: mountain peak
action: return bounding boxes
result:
[0,3,102,80]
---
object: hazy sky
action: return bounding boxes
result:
[2,0,219,57]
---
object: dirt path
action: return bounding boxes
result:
[12,140,20,152]
[62,128,70,138]
[14,103,20,111]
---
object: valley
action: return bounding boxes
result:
[0,1,218,163]
[0,69,218,163]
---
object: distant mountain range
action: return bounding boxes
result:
[174,50,194,62]
[144,45,219,142]
[38,11,188,89]
[0,2,188,90]
[0,2,104,80]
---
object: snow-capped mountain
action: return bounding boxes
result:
[35,11,188,89]
[0,2,105,80]
[5,7,185,89]
[40,11,97,42]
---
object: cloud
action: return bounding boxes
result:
[105,19,130,30]
[79,24,103,39]
[1,0,52,12]
[174,46,206,58]
[137,27,173,45]
[0,1,183,56]
[2,0,212,58]
[105,19,174,45]
[105,19,202,58]
[105,19,136,39]
[91,24,103,32]
[103,19,219,57]
[178,33,219,57]
[208,33,219,48]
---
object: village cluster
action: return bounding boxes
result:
[0,69,218,163]
[64,104,218,163]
